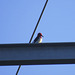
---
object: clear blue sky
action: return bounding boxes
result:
[0,0,75,75]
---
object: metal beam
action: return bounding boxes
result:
[0,42,75,65]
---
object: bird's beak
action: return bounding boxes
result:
[42,35,44,37]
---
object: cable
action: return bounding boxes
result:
[29,0,48,43]
[16,0,48,75]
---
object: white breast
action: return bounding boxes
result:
[32,37,42,43]
[35,37,42,43]
[38,38,42,43]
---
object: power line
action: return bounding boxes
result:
[29,0,48,43]
[16,0,48,75]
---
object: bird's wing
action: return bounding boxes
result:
[32,37,39,43]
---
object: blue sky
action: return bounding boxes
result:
[0,0,75,75]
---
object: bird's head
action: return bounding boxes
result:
[37,33,44,37]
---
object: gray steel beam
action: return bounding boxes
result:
[0,42,75,65]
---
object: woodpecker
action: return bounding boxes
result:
[32,33,43,43]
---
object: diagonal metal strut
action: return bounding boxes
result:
[16,0,48,75]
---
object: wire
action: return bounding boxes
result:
[16,0,48,75]
[29,0,48,43]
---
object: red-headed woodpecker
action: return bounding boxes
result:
[32,33,43,43]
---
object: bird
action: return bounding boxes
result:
[32,33,43,43]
